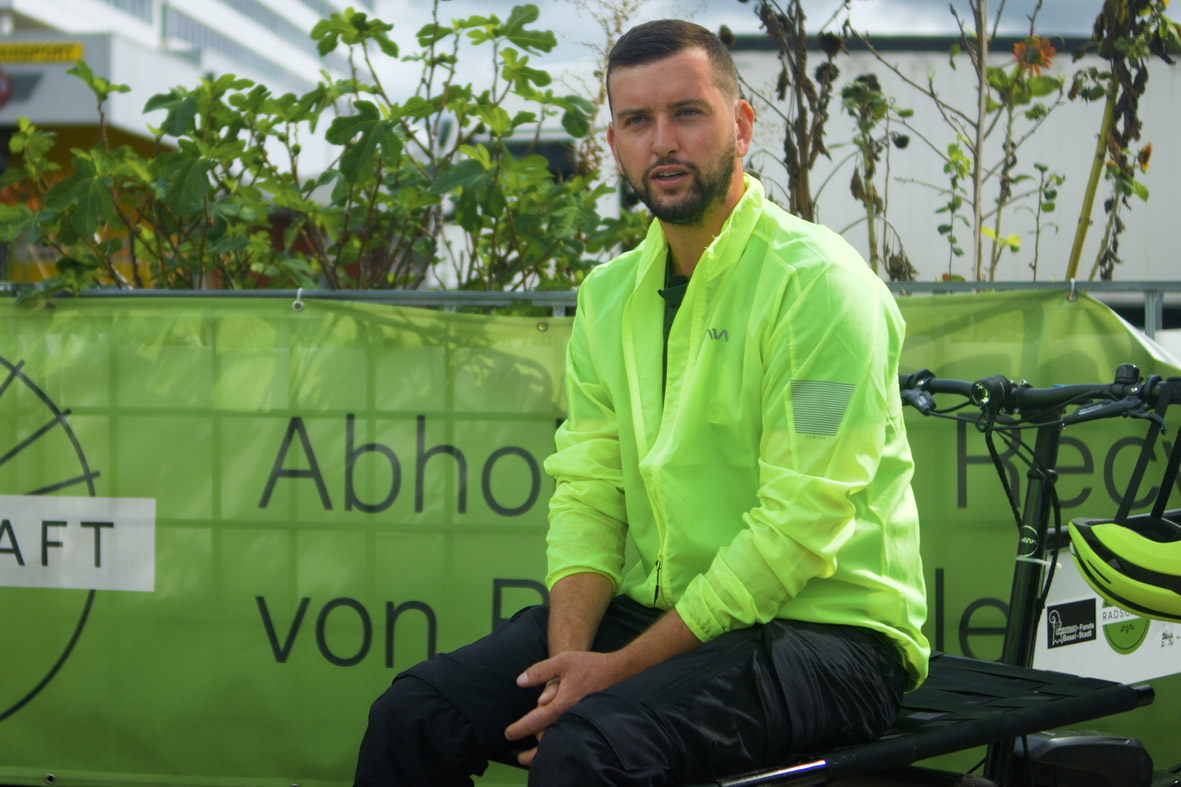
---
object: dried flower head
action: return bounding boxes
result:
[718,25,736,50]
[818,32,844,58]
[1013,35,1057,75]
[814,61,840,87]
[1138,142,1154,171]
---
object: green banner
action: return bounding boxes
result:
[0,291,1177,786]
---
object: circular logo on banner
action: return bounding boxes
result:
[0,354,99,724]
[1101,602,1150,655]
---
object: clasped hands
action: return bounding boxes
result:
[504,649,631,767]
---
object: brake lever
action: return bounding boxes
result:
[1130,406,1167,433]
[900,386,936,415]
[1062,395,1159,428]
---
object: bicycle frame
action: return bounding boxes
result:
[983,407,1066,783]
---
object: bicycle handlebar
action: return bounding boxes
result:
[899,363,1168,425]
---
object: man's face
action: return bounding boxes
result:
[607,48,752,229]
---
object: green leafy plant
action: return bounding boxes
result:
[741,0,847,221]
[0,2,638,299]
[838,72,915,281]
[935,138,973,278]
[1065,0,1179,281]
[1019,162,1065,279]
[849,1,1068,282]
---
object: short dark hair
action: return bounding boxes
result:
[606,20,741,106]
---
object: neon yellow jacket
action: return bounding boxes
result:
[544,176,930,688]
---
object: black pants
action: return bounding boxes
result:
[353,596,906,786]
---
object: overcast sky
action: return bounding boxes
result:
[374,0,1097,61]
[369,0,1098,101]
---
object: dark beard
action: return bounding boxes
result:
[626,140,737,228]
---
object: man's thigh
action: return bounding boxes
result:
[404,595,661,763]
[404,603,550,762]
[556,620,906,783]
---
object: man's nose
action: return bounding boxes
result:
[652,116,677,158]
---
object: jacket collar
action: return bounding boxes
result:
[632,173,764,295]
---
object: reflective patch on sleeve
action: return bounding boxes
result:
[789,380,854,436]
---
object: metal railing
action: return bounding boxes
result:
[2,280,1179,338]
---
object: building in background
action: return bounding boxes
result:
[0,0,364,159]
[0,0,368,282]
[0,0,362,110]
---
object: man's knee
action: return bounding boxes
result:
[530,713,617,784]
[529,703,672,787]
[356,675,484,785]
[369,674,434,730]
[365,674,471,758]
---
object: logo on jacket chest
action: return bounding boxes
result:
[706,328,730,342]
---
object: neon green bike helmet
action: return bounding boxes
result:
[1069,512,1181,623]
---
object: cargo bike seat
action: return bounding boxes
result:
[694,651,1154,786]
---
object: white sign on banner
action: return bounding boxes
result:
[0,495,156,591]
[1033,553,1179,683]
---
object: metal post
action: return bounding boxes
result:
[1144,288,1163,340]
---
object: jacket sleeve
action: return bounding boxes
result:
[542,284,629,592]
[676,259,903,641]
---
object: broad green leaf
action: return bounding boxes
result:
[144,89,182,114]
[986,67,1011,93]
[501,48,551,91]
[402,96,439,119]
[68,60,130,101]
[66,174,116,237]
[162,94,199,137]
[416,22,453,48]
[1028,75,1062,97]
[0,203,41,244]
[43,169,86,211]
[316,33,340,56]
[372,31,399,57]
[499,5,556,53]
[511,111,538,128]
[68,60,95,83]
[0,167,28,189]
[325,101,402,183]
[458,143,493,168]
[476,105,512,136]
[161,155,213,215]
[487,183,506,216]
[429,158,489,195]
[561,106,590,138]
[210,235,250,255]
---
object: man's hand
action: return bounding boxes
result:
[504,650,630,766]
[504,609,703,766]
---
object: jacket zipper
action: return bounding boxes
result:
[653,557,662,606]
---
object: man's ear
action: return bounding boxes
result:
[734,99,755,158]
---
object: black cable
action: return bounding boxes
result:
[985,428,1025,532]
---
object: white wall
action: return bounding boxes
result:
[733,45,1178,284]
